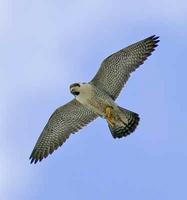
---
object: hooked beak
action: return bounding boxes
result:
[70,87,80,96]
[70,83,80,96]
[70,87,75,94]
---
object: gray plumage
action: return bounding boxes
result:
[91,35,159,100]
[30,35,159,164]
[108,107,140,138]
[30,99,97,164]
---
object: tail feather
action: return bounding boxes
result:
[108,107,140,139]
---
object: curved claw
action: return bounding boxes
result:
[105,107,115,127]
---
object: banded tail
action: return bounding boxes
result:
[108,107,140,138]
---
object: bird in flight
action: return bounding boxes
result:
[30,35,159,164]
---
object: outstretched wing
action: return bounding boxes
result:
[91,35,159,100]
[30,99,97,164]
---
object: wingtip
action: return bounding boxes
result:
[30,156,36,164]
[29,148,47,164]
[29,150,40,164]
[30,158,34,164]
[147,35,160,42]
[150,35,159,39]
[29,149,36,164]
[146,35,160,49]
[30,157,40,164]
[152,35,160,43]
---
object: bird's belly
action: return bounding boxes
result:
[86,99,106,117]
[76,95,107,116]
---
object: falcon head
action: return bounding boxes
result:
[70,83,82,96]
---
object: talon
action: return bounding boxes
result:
[105,107,111,117]
[105,106,115,127]
[108,118,114,127]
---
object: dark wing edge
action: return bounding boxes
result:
[91,35,160,100]
[29,99,97,164]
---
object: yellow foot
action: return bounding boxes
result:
[105,107,115,127]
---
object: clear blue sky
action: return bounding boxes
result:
[1,0,187,199]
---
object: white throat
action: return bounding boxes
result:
[75,83,93,105]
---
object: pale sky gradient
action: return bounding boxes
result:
[1,0,187,199]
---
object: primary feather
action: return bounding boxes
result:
[91,35,159,99]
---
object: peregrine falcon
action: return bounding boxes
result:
[30,35,159,164]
